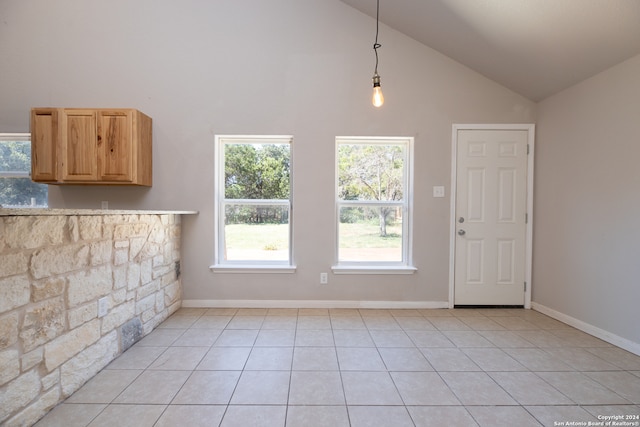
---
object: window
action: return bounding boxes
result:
[335,136,414,272]
[0,133,48,208]
[214,135,293,269]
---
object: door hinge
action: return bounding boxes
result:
[525,213,528,224]
[524,282,527,292]
[527,144,530,155]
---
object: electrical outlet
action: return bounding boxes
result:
[433,186,445,198]
[320,272,328,284]
[98,297,109,317]
[101,201,109,209]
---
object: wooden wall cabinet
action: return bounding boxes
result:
[31,108,152,186]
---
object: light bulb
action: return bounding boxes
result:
[372,86,384,107]
[372,73,384,107]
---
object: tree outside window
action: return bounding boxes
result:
[0,134,48,208]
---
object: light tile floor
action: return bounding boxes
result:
[35,308,640,427]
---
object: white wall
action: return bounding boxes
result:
[534,54,640,349]
[0,0,535,305]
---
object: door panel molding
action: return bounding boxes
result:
[449,124,535,308]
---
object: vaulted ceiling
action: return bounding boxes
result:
[341,0,640,101]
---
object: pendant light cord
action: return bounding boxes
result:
[373,0,381,75]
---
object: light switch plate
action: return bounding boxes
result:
[433,186,445,198]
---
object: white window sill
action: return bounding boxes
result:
[331,265,417,275]
[210,264,297,274]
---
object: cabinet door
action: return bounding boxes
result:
[97,110,132,182]
[31,109,58,182]
[61,109,97,181]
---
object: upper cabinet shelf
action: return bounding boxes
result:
[31,108,152,186]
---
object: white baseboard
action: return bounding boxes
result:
[532,302,640,357]
[181,299,450,310]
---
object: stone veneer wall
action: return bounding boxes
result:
[0,213,183,426]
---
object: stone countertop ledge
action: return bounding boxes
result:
[0,208,199,216]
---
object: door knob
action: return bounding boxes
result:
[458,229,466,236]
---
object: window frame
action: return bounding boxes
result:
[0,133,48,208]
[333,136,416,274]
[211,135,295,273]
[0,133,31,178]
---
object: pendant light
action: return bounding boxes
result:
[371,0,384,107]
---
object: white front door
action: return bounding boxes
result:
[452,127,533,306]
